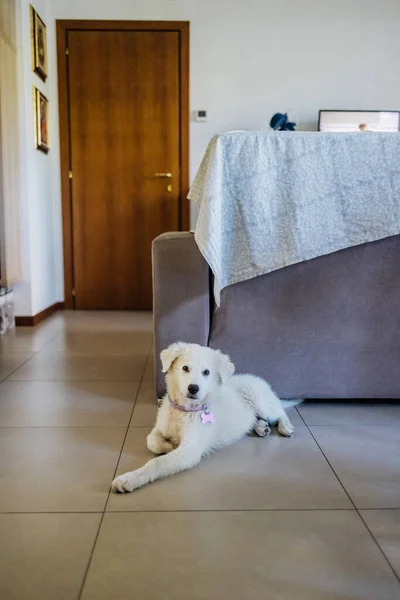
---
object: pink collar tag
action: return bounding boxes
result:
[201,411,215,425]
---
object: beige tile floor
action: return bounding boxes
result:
[0,311,399,599]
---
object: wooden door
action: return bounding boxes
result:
[66,29,184,309]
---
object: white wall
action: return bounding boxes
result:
[14,0,400,315]
[14,0,59,316]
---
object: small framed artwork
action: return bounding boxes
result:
[33,87,49,153]
[318,110,400,132]
[30,5,47,81]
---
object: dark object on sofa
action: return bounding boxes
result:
[152,232,400,400]
[270,112,296,131]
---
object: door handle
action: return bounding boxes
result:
[153,172,172,178]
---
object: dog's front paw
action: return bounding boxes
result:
[278,419,294,437]
[111,472,141,494]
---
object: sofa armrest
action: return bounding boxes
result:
[152,232,211,398]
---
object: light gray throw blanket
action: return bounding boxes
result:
[188,131,400,305]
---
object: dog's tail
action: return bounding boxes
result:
[281,398,303,407]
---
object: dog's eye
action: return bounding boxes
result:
[182,365,189,372]
[203,369,210,376]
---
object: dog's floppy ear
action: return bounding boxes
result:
[218,351,235,384]
[160,342,184,373]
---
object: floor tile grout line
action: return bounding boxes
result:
[77,351,151,600]
[358,507,400,511]
[0,328,64,363]
[76,511,107,600]
[1,352,41,383]
[10,333,153,358]
[0,379,144,383]
[29,354,153,358]
[104,508,360,513]
[34,329,67,353]
[30,345,153,354]
[356,511,400,584]
[1,507,399,515]
[297,410,400,584]
[4,380,147,383]
[297,423,400,427]
[0,425,152,428]
[107,351,152,488]
[0,426,133,430]
[0,511,106,515]
[296,410,361,509]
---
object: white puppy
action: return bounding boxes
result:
[112,342,295,494]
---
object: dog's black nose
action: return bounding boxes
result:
[188,384,199,396]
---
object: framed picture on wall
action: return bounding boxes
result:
[33,87,49,153]
[30,5,47,81]
[318,110,400,132]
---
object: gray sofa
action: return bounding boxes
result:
[152,232,400,400]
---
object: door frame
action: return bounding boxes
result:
[56,20,190,309]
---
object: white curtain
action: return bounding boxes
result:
[0,0,21,285]
[0,0,16,48]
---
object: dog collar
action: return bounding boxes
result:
[168,397,208,413]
